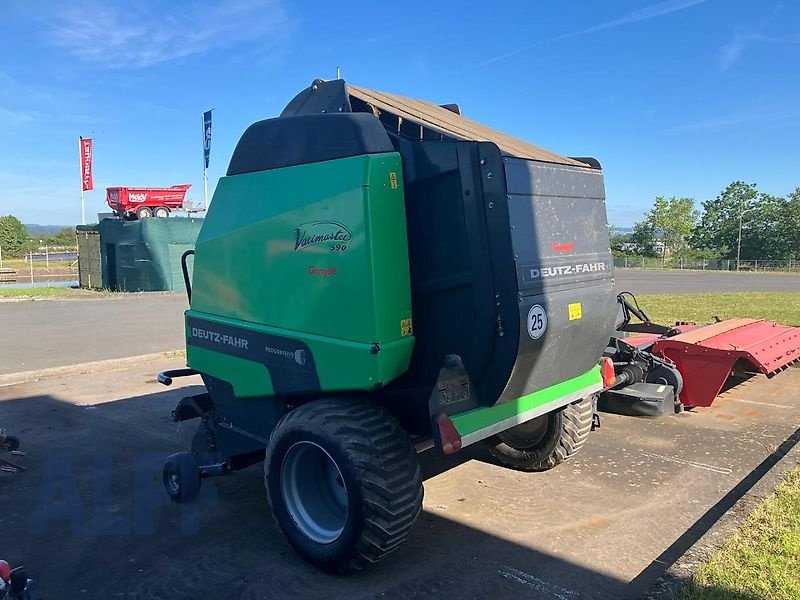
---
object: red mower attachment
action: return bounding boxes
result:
[638,319,800,407]
[600,293,800,415]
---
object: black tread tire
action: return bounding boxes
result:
[3,436,19,452]
[163,452,201,503]
[485,395,594,472]
[136,206,153,219]
[265,398,423,573]
[154,206,170,218]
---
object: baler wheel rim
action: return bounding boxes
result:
[265,398,423,572]
[496,414,548,449]
[280,440,348,544]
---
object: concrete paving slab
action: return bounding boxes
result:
[1,358,798,599]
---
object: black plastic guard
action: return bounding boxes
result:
[598,382,678,417]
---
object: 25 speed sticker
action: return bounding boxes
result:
[527,304,548,339]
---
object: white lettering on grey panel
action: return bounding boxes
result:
[527,262,607,280]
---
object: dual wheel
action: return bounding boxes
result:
[136,206,169,219]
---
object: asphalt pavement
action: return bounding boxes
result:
[615,268,800,295]
[0,293,188,375]
[2,269,799,374]
[1,356,798,599]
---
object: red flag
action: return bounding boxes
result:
[80,138,93,191]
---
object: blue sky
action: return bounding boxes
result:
[1,0,799,226]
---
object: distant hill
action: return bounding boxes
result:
[25,224,70,236]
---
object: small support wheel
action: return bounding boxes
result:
[3,436,19,452]
[136,206,153,219]
[154,206,170,218]
[163,452,201,503]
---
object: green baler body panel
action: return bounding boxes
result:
[187,153,414,396]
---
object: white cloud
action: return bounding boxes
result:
[719,31,800,72]
[663,108,800,134]
[565,0,707,37]
[466,0,708,70]
[49,0,293,68]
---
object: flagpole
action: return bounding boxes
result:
[79,137,86,225]
[202,113,207,211]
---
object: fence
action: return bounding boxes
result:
[614,256,800,273]
[0,246,79,287]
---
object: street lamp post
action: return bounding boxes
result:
[737,205,756,271]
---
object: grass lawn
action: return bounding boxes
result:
[680,468,800,600]
[0,286,106,299]
[1,258,75,271]
[636,292,800,326]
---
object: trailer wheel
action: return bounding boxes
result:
[163,452,201,503]
[136,206,153,219]
[154,207,169,218]
[265,399,423,573]
[484,395,594,472]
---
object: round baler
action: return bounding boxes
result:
[158,79,618,572]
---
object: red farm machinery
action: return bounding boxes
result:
[599,292,800,416]
[106,184,192,220]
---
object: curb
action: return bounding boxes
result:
[0,350,185,387]
[640,426,800,599]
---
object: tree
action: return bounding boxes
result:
[691,182,794,260]
[45,227,77,248]
[690,182,757,259]
[743,194,789,260]
[628,220,658,256]
[779,187,800,260]
[0,215,28,258]
[630,196,696,260]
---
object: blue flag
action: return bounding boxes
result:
[203,110,212,169]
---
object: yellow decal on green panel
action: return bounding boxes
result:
[568,302,582,320]
[389,172,399,189]
[401,318,413,336]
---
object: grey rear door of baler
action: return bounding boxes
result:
[500,158,618,401]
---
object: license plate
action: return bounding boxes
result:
[438,377,470,405]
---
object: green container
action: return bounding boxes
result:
[98,217,203,292]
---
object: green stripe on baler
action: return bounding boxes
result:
[451,366,601,440]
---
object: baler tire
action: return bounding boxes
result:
[163,452,201,503]
[265,399,423,573]
[485,395,594,472]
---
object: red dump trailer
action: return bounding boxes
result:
[106,184,192,220]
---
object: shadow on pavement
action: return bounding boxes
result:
[1,384,796,599]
